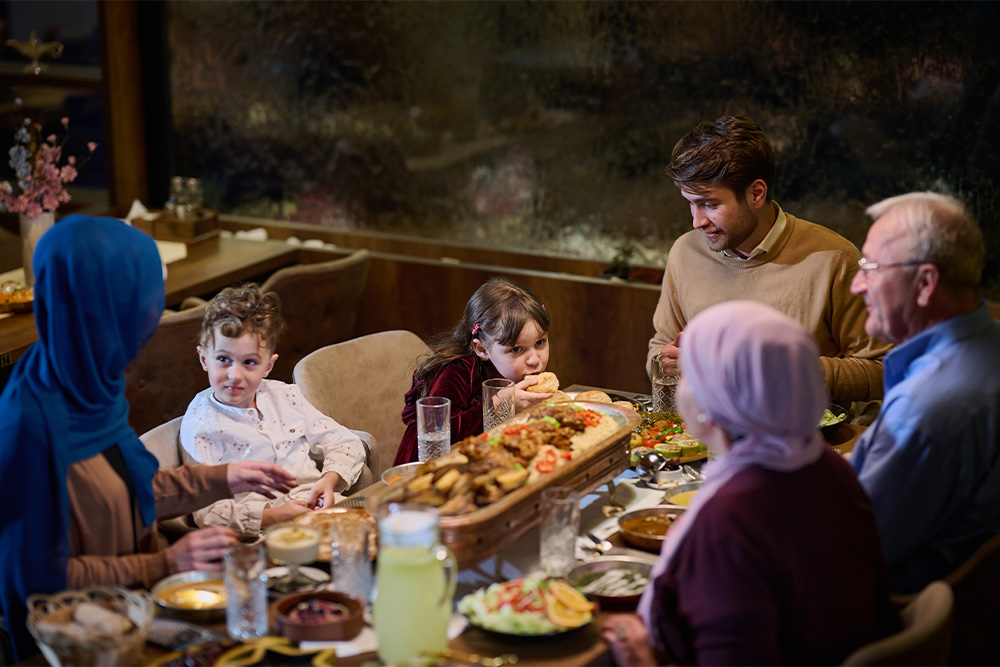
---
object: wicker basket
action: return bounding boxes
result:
[26,587,152,667]
[366,401,640,567]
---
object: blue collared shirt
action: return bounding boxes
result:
[852,303,1000,593]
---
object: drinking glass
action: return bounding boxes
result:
[372,503,457,666]
[539,486,580,576]
[330,517,373,604]
[224,543,268,639]
[652,352,680,413]
[482,378,515,431]
[265,524,321,594]
[416,396,451,462]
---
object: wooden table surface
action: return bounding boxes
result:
[0,236,299,376]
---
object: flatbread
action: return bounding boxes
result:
[613,400,638,412]
[549,390,572,403]
[525,371,559,393]
[575,390,612,403]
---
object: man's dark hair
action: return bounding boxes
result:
[667,116,775,201]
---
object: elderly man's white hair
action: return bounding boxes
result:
[866,192,985,291]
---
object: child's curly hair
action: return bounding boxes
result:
[199,283,286,352]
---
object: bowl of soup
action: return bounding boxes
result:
[617,507,685,552]
[662,481,704,508]
[150,571,227,623]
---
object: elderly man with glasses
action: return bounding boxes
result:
[849,191,1000,594]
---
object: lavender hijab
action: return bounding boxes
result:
[637,301,827,645]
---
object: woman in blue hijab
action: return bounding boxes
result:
[0,217,296,660]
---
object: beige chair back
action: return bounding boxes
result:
[138,417,196,540]
[261,249,370,383]
[293,330,430,485]
[842,581,953,666]
[943,531,1000,665]
[126,305,209,436]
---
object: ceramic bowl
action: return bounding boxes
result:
[821,403,849,435]
[273,590,365,642]
[26,586,152,667]
[617,506,685,552]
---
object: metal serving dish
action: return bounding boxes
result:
[566,555,656,610]
[660,481,705,508]
[617,506,685,552]
[380,461,424,485]
[150,571,226,623]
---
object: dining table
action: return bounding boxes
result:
[0,235,300,388]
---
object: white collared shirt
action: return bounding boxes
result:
[180,379,365,537]
[722,203,787,260]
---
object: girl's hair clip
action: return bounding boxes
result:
[471,323,481,336]
[542,303,546,311]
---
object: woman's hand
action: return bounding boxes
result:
[164,526,237,574]
[226,461,297,498]
[601,614,660,667]
[261,500,311,529]
[513,377,552,412]
[307,472,342,509]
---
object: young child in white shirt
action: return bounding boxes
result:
[180,284,365,538]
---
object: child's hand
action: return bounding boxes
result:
[307,472,343,510]
[513,376,553,412]
[226,461,297,498]
[164,526,237,574]
[261,500,310,529]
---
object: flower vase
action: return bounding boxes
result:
[20,211,55,288]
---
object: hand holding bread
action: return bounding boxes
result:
[514,371,558,411]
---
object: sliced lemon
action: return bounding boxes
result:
[548,579,594,612]
[545,594,593,628]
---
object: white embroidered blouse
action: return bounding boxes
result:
[180,379,365,538]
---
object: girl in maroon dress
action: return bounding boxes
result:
[393,277,554,465]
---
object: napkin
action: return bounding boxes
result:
[122,198,187,265]
[298,613,468,656]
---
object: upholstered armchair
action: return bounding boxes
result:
[293,330,431,485]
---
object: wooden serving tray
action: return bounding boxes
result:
[365,402,641,568]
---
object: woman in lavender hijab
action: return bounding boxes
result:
[604,301,895,665]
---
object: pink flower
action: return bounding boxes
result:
[0,116,95,216]
[87,142,97,152]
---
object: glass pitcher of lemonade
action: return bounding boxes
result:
[372,503,456,665]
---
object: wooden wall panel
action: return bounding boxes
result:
[350,253,662,394]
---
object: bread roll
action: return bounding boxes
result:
[525,372,559,393]
[575,390,612,403]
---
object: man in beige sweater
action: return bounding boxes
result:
[648,116,890,404]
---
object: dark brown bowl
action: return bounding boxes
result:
[617,506,685,552]
[273,590,365,642]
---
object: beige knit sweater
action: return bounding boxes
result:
[648,213,891,403]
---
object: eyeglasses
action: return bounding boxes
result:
[856,257,929,274]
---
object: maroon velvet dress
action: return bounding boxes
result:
[649,448,897,665]
[393,355,497,465]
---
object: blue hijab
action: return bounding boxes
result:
[0,216,164,659]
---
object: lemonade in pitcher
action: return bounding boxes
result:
[372,505,456,665]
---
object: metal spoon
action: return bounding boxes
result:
[635,451,670,482]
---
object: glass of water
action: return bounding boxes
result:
[224,543,268,639]
[331,517,373,605]
[482,378,515,431]
[652,352,680,413]
[416,396,451,462]
[539,486,580,576]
